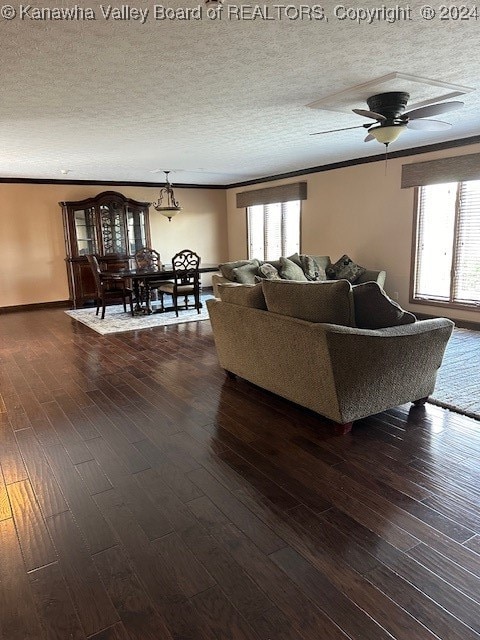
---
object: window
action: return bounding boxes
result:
[247,201,300,261]
[412,181,480,309]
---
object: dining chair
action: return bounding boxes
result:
[87,254,134,319]
[158,249,201,316]
[134,247,173,309]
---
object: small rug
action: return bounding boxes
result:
[65,295,213,335]
[429,328,480,421]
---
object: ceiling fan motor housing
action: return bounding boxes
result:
[366,91,410,124]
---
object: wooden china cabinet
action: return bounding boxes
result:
[61,191,151,307]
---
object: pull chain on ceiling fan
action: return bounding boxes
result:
[311,91,464,149]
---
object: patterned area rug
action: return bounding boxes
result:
[430,327,480,421]
[65,295,213,335]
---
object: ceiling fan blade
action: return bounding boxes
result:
[310,125,366,136]
[364,133,375,142]
[353,109,387,121]
[407,119,452,131]
[405,101,463,120]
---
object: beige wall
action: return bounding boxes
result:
[226,142,480,324]
[0,183,227,308]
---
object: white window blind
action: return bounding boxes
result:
[413,181,480,308]
[247,201,300,261]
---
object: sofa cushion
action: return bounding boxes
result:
[278,257,308,281]
[257,263,281,280]
[218,283,267,310]
[262,279,355,326]
[326,254,367,283]
[232,259,261,284]
[220,259,256,280]
[353,282,416,329]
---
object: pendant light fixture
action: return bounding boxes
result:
[152,171,182,221]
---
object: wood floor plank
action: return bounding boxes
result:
[0,518,44,639]
[191,585,262,640]
[93,545,174,640]
[187,467,285,554]
[14,428,69,518]
[7,479,57,571]
[29,561,86,640]
[0,415,28,484]
[44,443,117,554]
[46,510,119,637]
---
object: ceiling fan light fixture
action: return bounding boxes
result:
[152,171,182,221]
[368,124,407,145]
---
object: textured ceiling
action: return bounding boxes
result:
[1,0,480,185]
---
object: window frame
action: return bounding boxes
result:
[245,200,302,262]
[410,184,480,312]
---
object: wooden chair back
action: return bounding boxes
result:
[135,247,162,270]
[86,254,103,294]
[172,249,201,287]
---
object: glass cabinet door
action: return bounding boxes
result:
[73,206,97,256]
[127,206,147,254]
[99,200,127,255]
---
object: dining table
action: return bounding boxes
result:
[101,263,219,314]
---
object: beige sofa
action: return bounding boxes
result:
[212,255,386,298]
[207,281,453,433]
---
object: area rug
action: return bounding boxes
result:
[65,294,213,335]
[429,328,480,421]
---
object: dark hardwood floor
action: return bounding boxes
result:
[1,308,480,640]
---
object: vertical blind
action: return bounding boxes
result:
[414,181,480,307]
[247,201,300,261]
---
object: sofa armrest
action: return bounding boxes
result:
[356,269,387,287]
[212,274,235,298]
[317,318,454,421]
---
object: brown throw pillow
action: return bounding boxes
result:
[353,282,416,329]
[218,283,267,310]
[326,254,367,283]
[262,279,355,326]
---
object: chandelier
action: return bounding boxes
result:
[152,171,182,221]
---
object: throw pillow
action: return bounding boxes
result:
[299,255,327,281]
[220,259,256,280]
[278,257,308,281]
[257,263,281,280]
[262,279,355,326]
[353,282,416,329]
[218,283,267,310]
[326,254,367,283]
[231,259,261,284]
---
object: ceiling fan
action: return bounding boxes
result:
[311,91,464,147]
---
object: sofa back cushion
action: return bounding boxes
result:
[353,281,416,328]
[262,279,355,325]
[218,283,267,310]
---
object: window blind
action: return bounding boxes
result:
[413,181,480,308]
[247,201,300,261]
[454,181,480,305]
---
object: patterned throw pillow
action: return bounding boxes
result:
[352,282,416,329]
[257,263,281,280]
[278,257,308,281]
[299,255,327,281]
[326,255,367,283]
